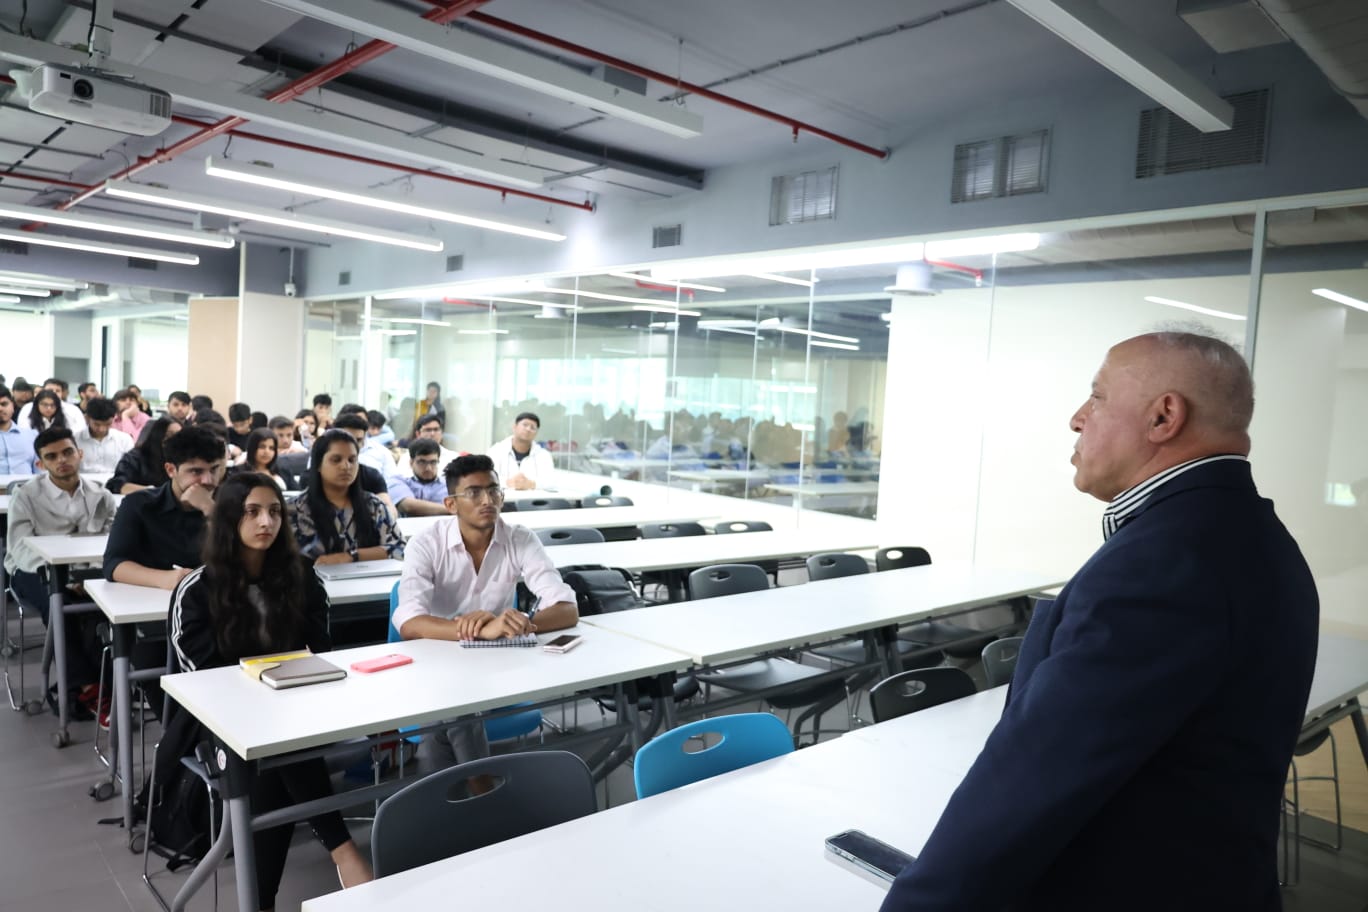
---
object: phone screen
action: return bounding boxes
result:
[826,830,915,881]
[546,634,579,648]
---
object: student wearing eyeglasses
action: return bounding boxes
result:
[393,453,578,767]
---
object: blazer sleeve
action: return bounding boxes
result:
[880,547,1230,912]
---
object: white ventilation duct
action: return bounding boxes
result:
[885,263,938,297]
[1254,1,1368,121]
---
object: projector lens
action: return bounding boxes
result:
[73,79,94,100]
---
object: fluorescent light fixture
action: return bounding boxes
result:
[1143,296,1246,321]
[809,340,861,351]
[747,272,818,288]
[0,200,235,249]
[375,329,418,336]
[923,233,1041,258]
[0,294,19,305]
[646,321,678,330]
[104,182,444,252]
[0,228,202,264]
[758,317,858,344]
[374,279,543,301]
[385,318,451,327]
[482,295,580,311]
[203,158,566,242]
[607,272,726,293]
[457,328,510,335]
[632,304,702,317]
[0,285,50,297]
[0,273,89,291]
[698,319,759,337]
[1311,288,1368,313]
[651,241,927,280]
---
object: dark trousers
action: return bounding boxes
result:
[10,569,102,689]
[251,757,352,910]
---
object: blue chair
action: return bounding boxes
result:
[387,583,542,744]
[634,712,794,799]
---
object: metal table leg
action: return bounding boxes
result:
[112,622,134,827]
[170,747,259,912]
[1349,698,1368,771]
[47,565,70,748]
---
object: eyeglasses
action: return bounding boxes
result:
[452,485,505,503]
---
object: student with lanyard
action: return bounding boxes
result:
[290,429,404,565]
[0,387,38,474]
[394,454,577,769]
[74,397,133,473]
[486,412,555,490]
[387,438,449,517]
[167,473,373,904]
[108,416,182,494]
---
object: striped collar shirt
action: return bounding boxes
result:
[1102,454,1248,540]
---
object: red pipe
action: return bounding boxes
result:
[633,279,694,299]
[452,8,888,160]
[925,258,984,281]
[169,115,593,212]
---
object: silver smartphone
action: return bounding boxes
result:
[542,633,583,654]
[825,829,916,884]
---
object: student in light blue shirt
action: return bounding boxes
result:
[0,388,38,474]
[387,438,449,516]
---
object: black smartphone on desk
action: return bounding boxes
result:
[825,829,916,884]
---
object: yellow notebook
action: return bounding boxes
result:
[239,649,314,681]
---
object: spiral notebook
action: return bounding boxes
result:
[459,634,538,648]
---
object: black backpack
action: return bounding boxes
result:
[559,565,641,616]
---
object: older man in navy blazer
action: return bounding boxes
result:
[881,331,1319,911]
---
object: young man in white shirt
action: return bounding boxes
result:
[486,412,555,490]
[394,453,578,767]
[395,413,461,476]
[74,397,133,473]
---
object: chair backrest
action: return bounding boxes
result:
[634,712,793,799]
[806,552,870,581]
[981,636,1024,688]
[5,478,31,494]
[580,495,633,508]
[869,667,976,723]
[713,520,773,535]
[536,527,606,546]
[515,497,574,511]
[640,521,706,539]
[559,565,641,615]
[875,546,932,572]
[372,750,596,877]
[687,563,769,600]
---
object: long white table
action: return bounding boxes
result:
[161,629,695,912]
[298,686,1010,912]
[544,527,882,574]
[396,503,719,540]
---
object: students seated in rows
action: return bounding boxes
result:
[270,415,308,455]
[312,392,333,430]
[26,388,70,433]
[329,414,399,513]
[235,428,295,490]
[387,439,449,517]
[334,411,398,480]
[487,412,554,490]
[9,378,35,409]
[75,397,134,473]
[290,430,404,565]
[4,428,118,705]
[112,388,149,440]
[168,474,373,902]
[108,416,182,494]
[227,402,253,451]
[294,409,318,448]
[165,390,193,423]
[19,378,86,433]
[395,412,461,475]
[190,394,213,415]
[366,409,395,447]
[394,454,576,766]
[0,387,38,473]
[104,424,225,590]
[77,382,100,414]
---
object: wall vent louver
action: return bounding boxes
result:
[1136,89,1270,178]
[770,166,838,225]
[952,129,1050,203]
[652,224,682,248]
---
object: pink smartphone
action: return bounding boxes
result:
[350,653,413,674]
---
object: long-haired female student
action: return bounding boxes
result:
[291,430,404,565]
[168,473,372,906]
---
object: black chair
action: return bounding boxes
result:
[510,497,574,511]
[713,520,779,582]
[639,522,707,601]
[641,521,707,538]
[869,667,977,723]
[689,564,851,745]
[536,527,606,546]
[981,636,1024,688]
[580,495,633,508]
[879,546,999,660]
[372,751,596,877]
[802,553,930,668]
[807,552,870,581]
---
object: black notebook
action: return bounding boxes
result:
[259,655,347,689]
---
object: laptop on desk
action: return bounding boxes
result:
[313,559,404,582]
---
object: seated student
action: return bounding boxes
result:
[366,409,395,447]
[333,412,397,480]
[111,389,150,440]
[227,402,253,452]
[104,424,225,590]
[18,378,87,433]
[77,382,100,414]
[269,415,307,455]
[108,416,182,494]
[26,388,70,433]
[312,393,333,430]
[190,394,214,415]
[168,473,373,900]
[5,427,118,709]
[293,409,318,449]
[387,439,449,517]
[10,378,35,409]
[290,430,404,565]
[75,397,134,473]
[394,454,576,766]
[164,390,193,423]
[235,427,295,490]
[487,412,555,490]
[395,413,462,475]
[250,410,268,430]
[126,384,152,416]
[0,387,38,474]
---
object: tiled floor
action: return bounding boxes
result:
[2,611,1365,911]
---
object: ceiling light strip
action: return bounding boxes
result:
[0,285,51,297]
[0,228,202,265]
[0,273,90,290]
[1143,296,1246,321]
[632,304,702,317]
[1311,288,1368,313]
[0,200,235,249]
[607,271,726,293]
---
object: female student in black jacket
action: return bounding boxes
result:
[168,473,372,907]
[108,415,182,494]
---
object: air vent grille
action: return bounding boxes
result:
[769,166,838,225]
[147,92,172,119]
[445,254,464,272]
[0,239,29,255]
[952,129,1049,203]
[652,224,682,248]
[127,258,157,270]
[338,270,351,286]
[1136,89,1269,178]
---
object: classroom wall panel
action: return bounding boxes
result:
[187,297,240,410]
[0,310,54,386]
[237,291,305,418]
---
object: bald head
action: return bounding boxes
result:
[1118,332,1253,443]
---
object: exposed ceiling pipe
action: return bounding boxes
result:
[924,258,984,282]
[427,5,889,160]
[633,278,694,299]
[1253,1,1368,122]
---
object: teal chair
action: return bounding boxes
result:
[634,712,794,799]
[387,582,542,743]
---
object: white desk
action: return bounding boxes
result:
[544,528,882,574]
[765,480,880,511]
[396,503,720,540]
[668,468,770,491]
[1302,633,1368,771]
[299,687,1008,912]
[161,629,695,912]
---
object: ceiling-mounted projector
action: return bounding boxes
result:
[10,64,172,136]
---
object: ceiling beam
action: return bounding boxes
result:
[0,31,547,189]
[1006,0,1235,132]
[257,0,704,139]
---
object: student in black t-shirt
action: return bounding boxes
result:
[108,416,183,494]
[227,402,253,452]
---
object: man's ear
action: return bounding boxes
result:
[164,461,176,480]
[1147,392,1188,443]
